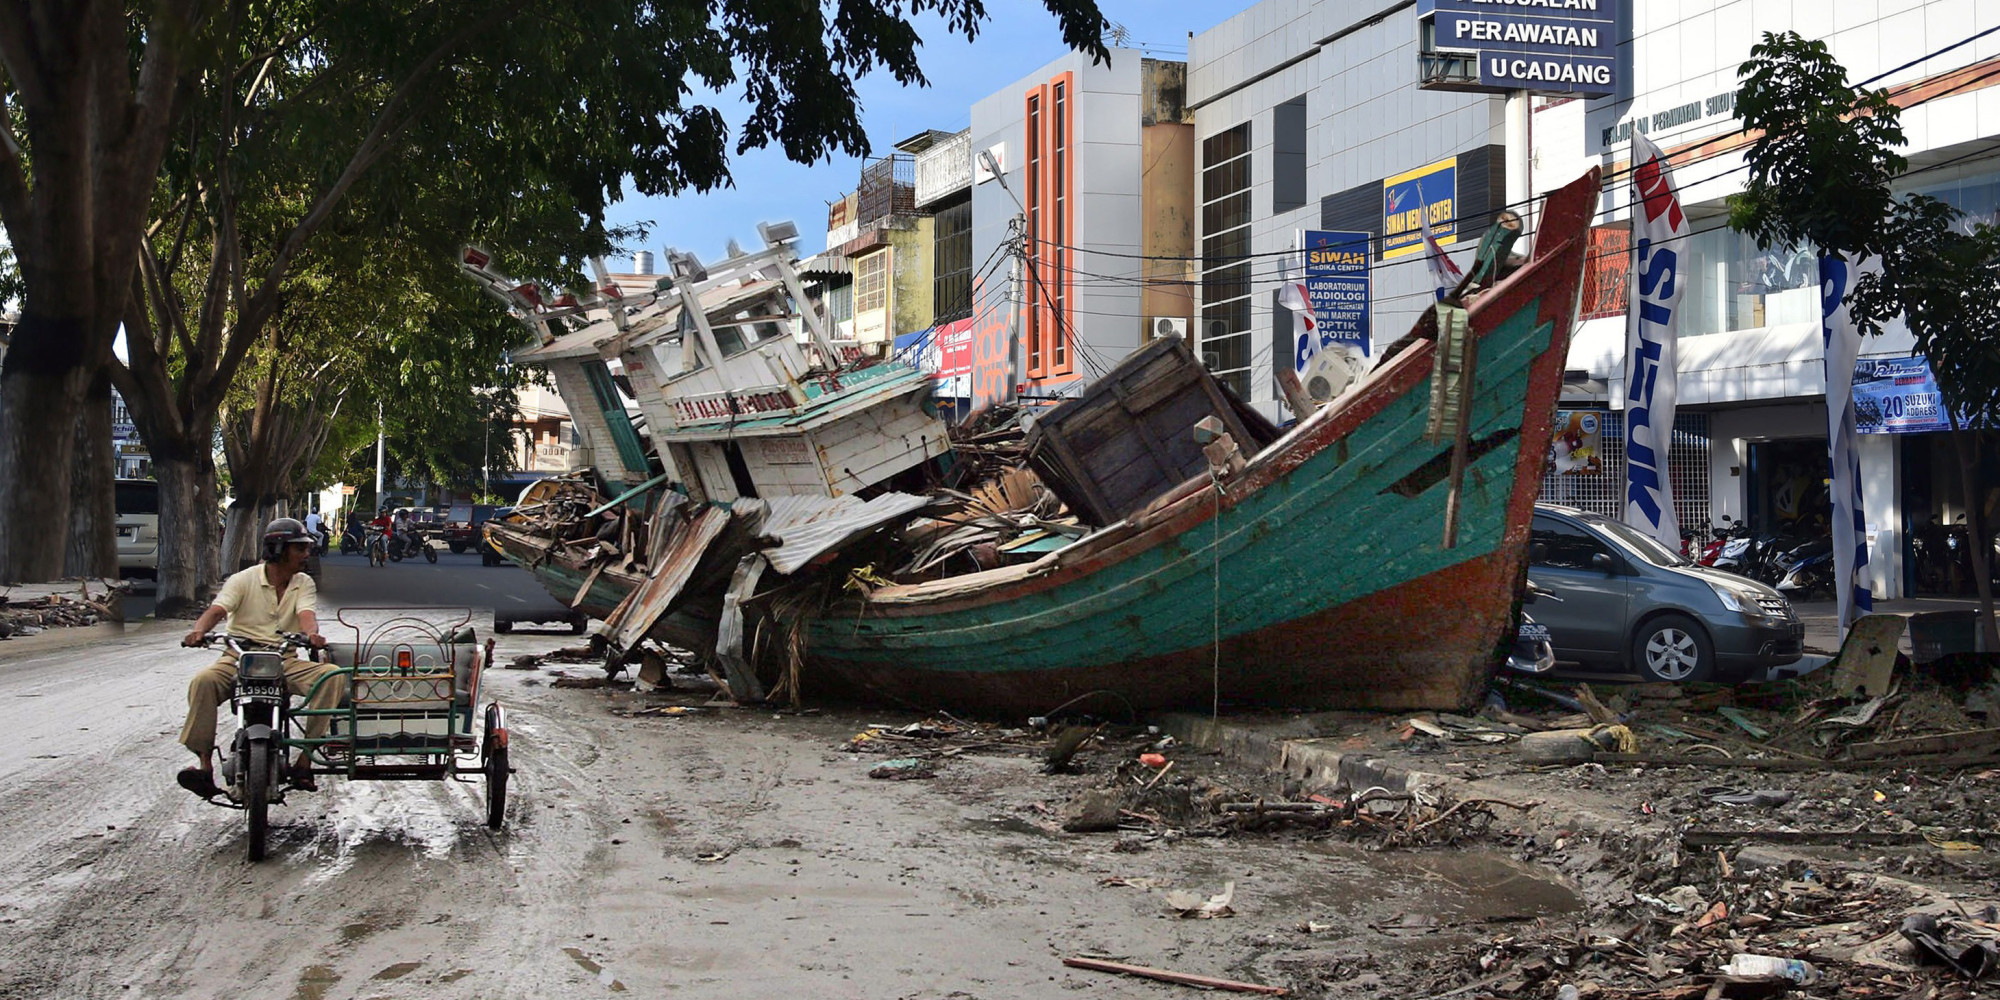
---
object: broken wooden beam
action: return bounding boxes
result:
[1062,957,1287,995]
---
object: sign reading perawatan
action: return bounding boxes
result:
[1419,0,1617,98]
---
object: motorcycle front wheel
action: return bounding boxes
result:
[423,544,437,564]
[245,742,271,862]
[388,546,403,562]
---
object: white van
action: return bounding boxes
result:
[115,478,160,577]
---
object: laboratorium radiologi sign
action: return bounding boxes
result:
[1419,0,1617,98]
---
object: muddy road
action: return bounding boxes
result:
[0,623,1582,999]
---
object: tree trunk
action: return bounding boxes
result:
[64,369,119,579]
[196,465,224,592]
[1948,425,2000,653]
[152,456,215,618]
[221,500,263,576]
[0,356,88,583]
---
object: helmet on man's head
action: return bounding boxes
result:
[261,517,316,562]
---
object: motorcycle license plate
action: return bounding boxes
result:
[1518,623,1552,641]
[237,681,285,699]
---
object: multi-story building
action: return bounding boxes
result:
[1189,0,2000,599]
[511,383,576,477]
[968,49,1197,402]
[818,150,936,350]
[1188,1,1512,414]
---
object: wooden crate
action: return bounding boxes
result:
[1024,337,1274,525]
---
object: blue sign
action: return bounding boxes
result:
[1420,0,1617,97]
[1304,231,1372,359]
[1853,357,1954,434]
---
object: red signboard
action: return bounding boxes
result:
[1580,225,1630,321]
[933,316,974,382]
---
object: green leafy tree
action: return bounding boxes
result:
[1732,31,2000,650]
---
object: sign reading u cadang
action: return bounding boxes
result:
[1381,157,1457,261]
[1419,0,1617,98]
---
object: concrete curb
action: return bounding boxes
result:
[1154,711,1666,850]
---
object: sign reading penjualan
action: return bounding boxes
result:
[1623,133,1688,550]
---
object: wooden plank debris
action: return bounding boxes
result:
[602,506,732,652]
[1061,957,1287,995]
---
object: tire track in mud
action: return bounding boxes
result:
[0,640,626,999]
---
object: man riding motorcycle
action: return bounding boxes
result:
[176,517,348,798]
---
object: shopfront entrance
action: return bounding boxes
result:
[1743,438,1831,539]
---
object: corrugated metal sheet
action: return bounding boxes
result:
[745,493,937,575]
[602,505,733,651]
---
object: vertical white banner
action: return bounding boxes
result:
[1279,232,1317,373]
[1819,254,1875,632]
[1624,133,1689,550]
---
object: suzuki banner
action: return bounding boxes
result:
[1820,255,1875,633]
[1852,356,1954,434]
[1623,132,1689,550]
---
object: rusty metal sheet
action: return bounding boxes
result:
[748,492,938,575]
[603,506,733,652]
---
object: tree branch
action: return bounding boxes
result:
[244,10,519,332]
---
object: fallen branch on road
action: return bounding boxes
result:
[1062,956,1287,995]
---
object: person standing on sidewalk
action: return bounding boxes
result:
[175,517,346,798]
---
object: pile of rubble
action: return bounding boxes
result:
[0,580,124,637]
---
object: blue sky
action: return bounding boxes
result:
[600,0,1253,266]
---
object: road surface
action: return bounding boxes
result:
[124,547,577,629]
[0,614,1581,999]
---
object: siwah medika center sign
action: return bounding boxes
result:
[1418,0,1618,98]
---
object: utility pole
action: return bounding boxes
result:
[1006,214,1026,401]
[482,400,491,501]
[373,400,385,510]
[1505,91,1534,243]
[981,148,1029,407]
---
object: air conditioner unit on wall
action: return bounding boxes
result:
[1149,316,1188,340]
[1303,347,1366,403]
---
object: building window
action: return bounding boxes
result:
[1273,96,1307,215]
[1201,122,1253,398]
[932,198,972,323]
[854,250,889,315]
[1025,73,1075,380]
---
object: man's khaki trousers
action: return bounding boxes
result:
[180,655,348,756]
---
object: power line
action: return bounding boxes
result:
[1012,57,2000,300]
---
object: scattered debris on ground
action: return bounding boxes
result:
[0,579,126,636]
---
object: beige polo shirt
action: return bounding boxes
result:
[213,564,318,646]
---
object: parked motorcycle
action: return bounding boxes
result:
[1776,536,1837,601]
[1706,516,1759,577]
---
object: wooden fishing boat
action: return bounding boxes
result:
[797,169,1599,713]
[493,168,1600,714]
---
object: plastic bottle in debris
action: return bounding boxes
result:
[1721,954,1820,984]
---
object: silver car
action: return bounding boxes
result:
[1528,504,1805,683]
[116,478,160,578]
